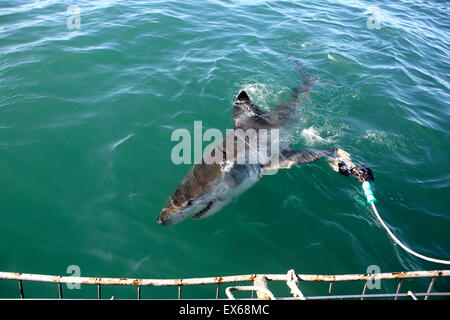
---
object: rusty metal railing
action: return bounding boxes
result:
[1,269,449,300]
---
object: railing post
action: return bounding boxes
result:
[361,281,368,300]
[425,277,435,301]
[328,282,334,296]
[58,283,63,299]
[18,280,24,299]
[97,284,101,299]
[395,279,403,301]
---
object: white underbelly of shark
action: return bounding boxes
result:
[192,164,261,220]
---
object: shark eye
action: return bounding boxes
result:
[187,200,194,207]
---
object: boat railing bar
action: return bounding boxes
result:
[0,269,448,300]
[1,270,448,286]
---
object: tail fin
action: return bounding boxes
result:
[286,52,314,99]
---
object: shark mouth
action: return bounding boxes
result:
[193,201,214,219]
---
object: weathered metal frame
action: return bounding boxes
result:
[0,270,448,300]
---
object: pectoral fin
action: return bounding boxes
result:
[263,147,357,171]
[262,146,375,181]
[263,148,335,170]
[281,148,336,169]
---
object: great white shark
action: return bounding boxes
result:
[157,54,374,226]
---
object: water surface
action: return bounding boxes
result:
[0,0,449,298]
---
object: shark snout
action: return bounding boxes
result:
[157,206,187,226]
[156,215,167,225]
[157,210,173,226]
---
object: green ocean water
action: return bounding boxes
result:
[0,0,449,299]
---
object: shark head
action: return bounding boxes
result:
[157,162,223,226]
[157,196,206,226]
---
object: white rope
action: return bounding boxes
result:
[370,201,450,265]
[225,285,276,300]
[286,269,305,300]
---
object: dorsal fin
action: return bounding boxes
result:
[233,91,266,129]
[235,91,252,104]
